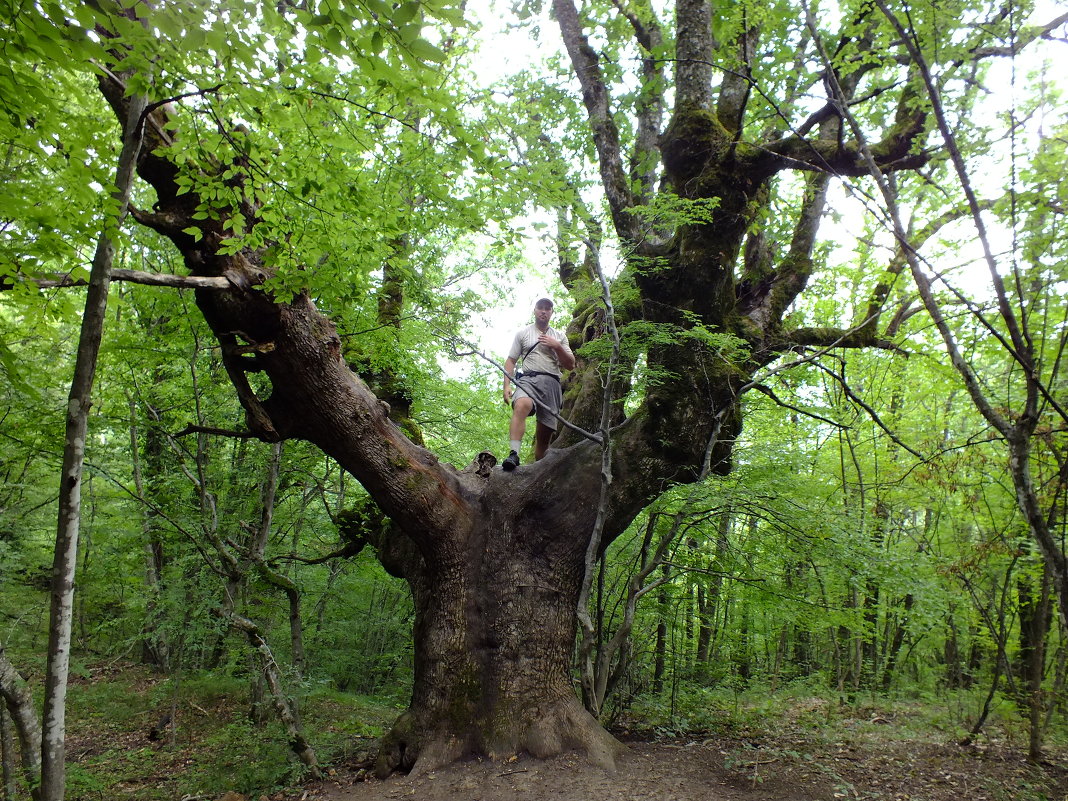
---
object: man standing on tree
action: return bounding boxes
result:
[502,298,575,471]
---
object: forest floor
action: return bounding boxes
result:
[55,664,1068,801]
[280,733,1068,801]
[280,706,1068,801]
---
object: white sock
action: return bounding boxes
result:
[510,440,521,454]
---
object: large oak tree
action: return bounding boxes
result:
[5,0,1063,781]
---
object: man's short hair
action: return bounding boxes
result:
[535,298,554,309]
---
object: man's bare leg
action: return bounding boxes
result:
[509,398,533,443]
[504,398,534,471]
[533,421,553,461]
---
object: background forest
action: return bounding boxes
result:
[1,0,1067,799]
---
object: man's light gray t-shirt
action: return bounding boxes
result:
[508,323,573,377]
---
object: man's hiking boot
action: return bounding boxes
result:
[502,450,520,471]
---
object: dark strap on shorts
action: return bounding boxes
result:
[519,370,559,381]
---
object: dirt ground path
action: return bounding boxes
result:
[280,734,1068,801]
[310,743,820,801]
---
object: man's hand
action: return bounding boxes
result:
[538,333,562,350]
[503,384,513,404]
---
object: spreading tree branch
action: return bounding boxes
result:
[7,269,232,291]
[610,0,665,207]
[552,0,637,242]
[812,361,924,459]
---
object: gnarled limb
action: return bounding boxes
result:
[224,613,321,779]
[739,172,830,336]
[97,63,477,561]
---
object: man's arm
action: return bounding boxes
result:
[556,340,575,371]
[503,357,517,403]
[539,334,576,371]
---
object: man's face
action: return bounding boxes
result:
[534,304,553,327]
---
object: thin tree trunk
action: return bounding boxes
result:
[881,593,913,692]
[225,613,321,778]
[695,515,728,669]
[653,565,669,694]
[944,617,962,689]
[1043,626,1068,732]
[128,397,169,670]
[695,585,712,665]
[248,651,270,727]
[653,616,668,693]
[960,653,1004,747]
[585,513,677,716]
[313,561,344,634]
[287,587,306,679]
[862,505,887,687]
[575,237,623,719]
[0,647,41,801]
[959,561,1020,746]
[253,563,307,680]
[965,624,982,689]
[2,705,14,801]
[704,517,731,666]
[735,612,751,682]
[771,628,788,692]
[1026,564,1053,761]
[39,91,148,801]
[247,444,307,677]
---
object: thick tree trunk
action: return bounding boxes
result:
[107,119,634,771]
[375,455,626,776]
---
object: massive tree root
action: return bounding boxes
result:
[375,695,625,777]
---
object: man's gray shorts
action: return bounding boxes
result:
[512,373,563,431]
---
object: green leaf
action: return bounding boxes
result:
[364,0,392,19]
[72,4,99,29]
[184,26,207,51]
[393,1,421,26]
[407,37,445,63]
